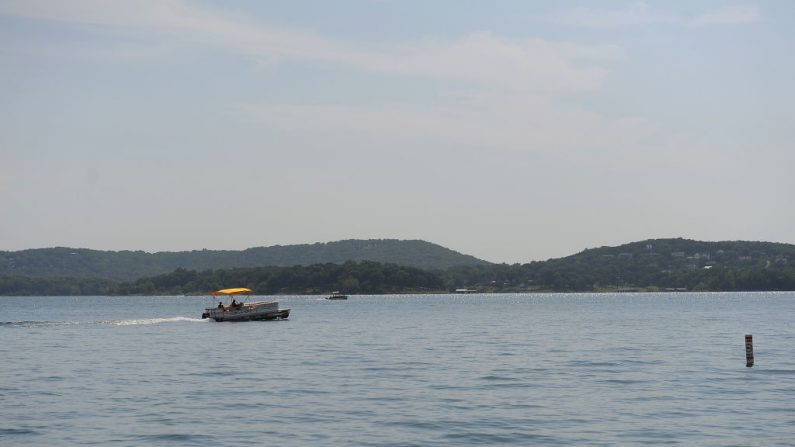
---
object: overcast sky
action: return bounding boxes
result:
[1,1,793,263]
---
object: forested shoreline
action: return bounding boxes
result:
[2,238,795,295]
[2,263,794,296]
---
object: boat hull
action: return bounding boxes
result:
[202,301,290,322]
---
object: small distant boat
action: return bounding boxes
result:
[326,291,348,300]
[201,288,290,322]
[454,288,478,294]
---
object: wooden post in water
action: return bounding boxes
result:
[745,334,754,367]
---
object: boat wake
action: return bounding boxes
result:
[1,317,207,328]
[108,317,207,326]
[0,320,80,328]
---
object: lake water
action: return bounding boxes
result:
[1,293,794,446]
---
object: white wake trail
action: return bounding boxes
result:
[109,317,207,326]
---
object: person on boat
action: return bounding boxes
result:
[217,301,224,309]
[231,299,238,308]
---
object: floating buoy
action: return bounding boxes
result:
[745,334,754,367]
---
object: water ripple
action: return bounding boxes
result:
[0,427,42,437]
[2,293,795,446]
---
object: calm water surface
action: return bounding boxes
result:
[1,293,794,446]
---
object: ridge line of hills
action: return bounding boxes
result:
[0,239,488,281]
[1,238,795,295]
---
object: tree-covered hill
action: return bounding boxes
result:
[446,238,795,292]
[0,239,488,281]
[2,238,794,295]
[115,261,444,296]
[0,261,445,296]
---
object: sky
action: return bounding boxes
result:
[1,1,793,263]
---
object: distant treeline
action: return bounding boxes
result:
[2,263,795,296]
[0,261,445,296]
[445,238,795,292]
[0,276,117,296]
[445,264,795,293]
[2,238,795,295]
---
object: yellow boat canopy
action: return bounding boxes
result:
[211,288,252,296]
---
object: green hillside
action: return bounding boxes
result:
[2,238,794,295]
[114,261,445,296]
[0,239,488,281]
[447,238,795,292]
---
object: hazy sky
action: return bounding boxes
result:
[1,1,793,263]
